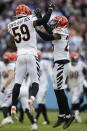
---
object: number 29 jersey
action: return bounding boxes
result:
[52,28,70,62]
[8,15,37,56]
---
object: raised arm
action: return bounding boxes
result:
[33,2,55,27]
[34,8,53,34]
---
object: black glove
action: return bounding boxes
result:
[48,2,55,10]
[34,8,42,18]
[1,87,5,93]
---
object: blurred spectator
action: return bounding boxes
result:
[69,28,83,53]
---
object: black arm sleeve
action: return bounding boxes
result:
[35,12,53,34]
[36,30,54,41]
[35,11,42,19]
[43,24,53,34]
[35,9,52,26]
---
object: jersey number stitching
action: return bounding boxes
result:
[64,36,69,52]
[12,24,30,43]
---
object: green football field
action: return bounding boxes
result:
[0,111,87,131]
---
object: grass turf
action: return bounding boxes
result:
[0,111,87,131]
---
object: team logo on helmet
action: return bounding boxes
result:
[16,4,31,18]
[55,16,69,28]
[49,16,69,29]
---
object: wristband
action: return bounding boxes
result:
[48,7,53,10]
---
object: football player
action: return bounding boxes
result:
[35,12,75,129]
[34,51,53,125]
[0,52,16,127]
[0,58,7,113]
[0,52,10,91]
[0,52,38,130]
[8,3,55,118]
[67,52,87,123]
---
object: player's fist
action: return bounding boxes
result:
[48,2,55,10]
[34,8,42,18]
[1,87,5,93]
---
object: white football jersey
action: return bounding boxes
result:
[52,28,70,61]
[68,60,86,89]
[8,15,37,56]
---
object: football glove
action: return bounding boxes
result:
[48,2,55,10]
[34,8,42,18]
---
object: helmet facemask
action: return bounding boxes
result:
[49,19,58,29]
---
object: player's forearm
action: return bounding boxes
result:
[36,29,54,41]
[34,8,53,26]
[4,77,14,88]
[43,24,53,34]
[4,71,14,88]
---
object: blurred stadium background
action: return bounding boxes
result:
[0,0,87,131]
[0,0,87,112]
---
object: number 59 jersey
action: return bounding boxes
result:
[52,28,70,62]
[8,15,37,56]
